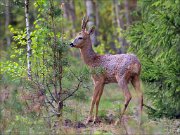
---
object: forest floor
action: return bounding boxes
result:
[55,84,180,135]
[1,84,180,135]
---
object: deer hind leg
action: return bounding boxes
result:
[131,75,143,124]
[86,82,104,124]
[117,78,132,124]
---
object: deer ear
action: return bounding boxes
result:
[88,26,95,35]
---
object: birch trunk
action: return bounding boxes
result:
[5,0,10,47]
[25,0,32,80]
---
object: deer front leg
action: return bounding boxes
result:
[93,84,104,123]
[86,81,104,124]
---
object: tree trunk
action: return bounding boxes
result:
[25,0,32,80]
[69,0,76,29]
[5,0,10,47]
[50,0,63,117]
[63,0,70,20]
[129,0,137,22]
[113,0,128,53]
[124,0,131,26]
[114,0,124,29]
[94,0,100,45]
[129,0,137,11]
[95,1,99,29]
[85,0,98,46]
[63,0,76,36]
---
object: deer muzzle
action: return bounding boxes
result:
[70,43,75,47]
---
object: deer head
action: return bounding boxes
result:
[70,16,95,48]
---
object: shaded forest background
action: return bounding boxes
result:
[0,0,180,134]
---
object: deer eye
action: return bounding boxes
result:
[78,37,83,40]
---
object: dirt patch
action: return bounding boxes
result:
[63,119,86,128]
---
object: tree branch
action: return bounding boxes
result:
[58,80,82,105]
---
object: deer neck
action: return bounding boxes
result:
[80,39,97,66]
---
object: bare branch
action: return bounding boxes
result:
[45,96,56,109]
[46,81,57,103]
[50,108,61,116]
[58,80,82,105]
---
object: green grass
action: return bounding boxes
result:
[0,83,179,135]
[62,83,180,134]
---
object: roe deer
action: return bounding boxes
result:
[70,17,143,125]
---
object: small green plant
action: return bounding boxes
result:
[91,66,105,76]
[6,115,47,134]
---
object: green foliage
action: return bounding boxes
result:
[91,66,105,76]
[5,114,48,134]
[126,0,180,118]
[1,2,179,134]
[92,1,122,54]
[1,2,92,130]
[0,86,44,134]
[0,25,26,83]
[1,0,68,82]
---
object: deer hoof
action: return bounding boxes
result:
[114,119,120,126]
[93,117,101,124]
[85,116,93,124]
[114,118,123,126]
